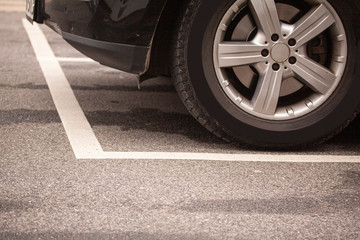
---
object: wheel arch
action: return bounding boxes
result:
[140,0,186,82]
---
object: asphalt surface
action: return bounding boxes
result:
[1,11,360,239]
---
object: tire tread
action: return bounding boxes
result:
[170,1,232,142]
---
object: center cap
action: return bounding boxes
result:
[271,43,290,63]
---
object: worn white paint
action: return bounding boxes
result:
[23,19,103,158]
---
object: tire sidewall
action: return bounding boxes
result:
[186,0,360,146]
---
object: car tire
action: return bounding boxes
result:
[171,0,360,148]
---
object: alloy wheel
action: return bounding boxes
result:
[213,0,347,120]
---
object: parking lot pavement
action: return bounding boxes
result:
[1,12,360,239]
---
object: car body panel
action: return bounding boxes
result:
[44,0,167,46]
[35,0,168,73]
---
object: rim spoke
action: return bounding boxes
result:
[218,41,266,68]
[213,0,346,120]
[252,67,283,115]
[287,4,335,47]
[249,0,281,39]
[289,55,336,94]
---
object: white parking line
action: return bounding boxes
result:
[22,19,360,162]
[23,19,103,158]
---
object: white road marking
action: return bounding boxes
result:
[23,19,103,158]
[91,152,360,162]
[22,19,360,162]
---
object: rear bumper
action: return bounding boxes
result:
[62,31,149,74]
[29,0,166,74]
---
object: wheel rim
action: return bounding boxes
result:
[213,0,347,120]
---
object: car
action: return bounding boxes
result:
[26,0,360,148]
